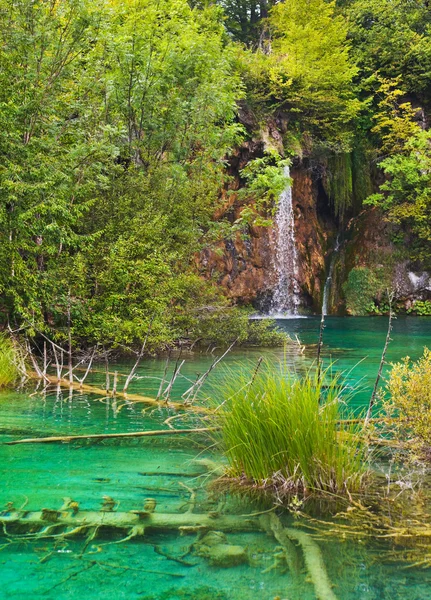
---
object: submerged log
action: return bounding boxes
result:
[0,506,339,598]
[0,508,260,533]
[266,513,338,600]
[4,427,217,445]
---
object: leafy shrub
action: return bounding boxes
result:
[190,306,289,348]
[384,348,431,458]
[215,364,369,499]
[407,300,431,316]
[0,334,20,389]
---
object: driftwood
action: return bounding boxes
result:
[74,347,96,388]
[163,357,185,401]
[4,427,217,445]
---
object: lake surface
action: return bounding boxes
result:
[0,317,430,599]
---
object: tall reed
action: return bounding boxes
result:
[0,334,20,389]
[216,363,369,499]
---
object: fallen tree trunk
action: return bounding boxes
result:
[34,373,211,414]
[4,427,217,445]
[0,507,338,600]
[0,508,260,534]
[266,513,338,600]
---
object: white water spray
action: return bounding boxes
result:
[269,166,300,316]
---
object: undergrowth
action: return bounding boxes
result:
[0,334,20,389]
[384,347,431,460]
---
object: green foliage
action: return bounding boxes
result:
[237,0,359,149]
[337,3,431,263]
[216,364,369,498]
[237,151,290,225]
[1,0,431,352]
[213,1,274,46]
[407,301,431,316]
[327,153,353,219]
[323,140,372,219]
[366,129,431,264]
[351,142,373,212]
[339,0,431,98]
[343,266,391,315]
[0,0,245,350]
[0,334,20,389]
[180,302,288,347]
[384,348,431,458]
[268,0,358,144]
[370,78,421,154]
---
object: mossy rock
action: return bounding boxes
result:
[205,543,248,567]
[194,530,248,567]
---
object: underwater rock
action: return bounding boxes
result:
[195,530,248,567]
[199,531,227,546]
[204,543,248,567]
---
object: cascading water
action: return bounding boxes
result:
[269,165,300,316]
[322,234,341,316]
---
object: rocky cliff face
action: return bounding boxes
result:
[327,209,431,314]
[199,139,333,312]
[200,131,430,315]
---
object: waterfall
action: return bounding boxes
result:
[322,234,340,316]
[269,166,300,316]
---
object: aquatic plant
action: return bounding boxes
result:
[0,334,20,389]
[216,364,369,499]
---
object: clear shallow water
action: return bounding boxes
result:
[0,317,430,599]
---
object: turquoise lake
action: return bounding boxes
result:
[0,317,430,599]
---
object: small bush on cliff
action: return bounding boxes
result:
[384,348,431,460]
[216,364,369,499]
[407,301,431,316]
[343,266,392,315]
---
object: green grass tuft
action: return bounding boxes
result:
[215,363,369,500]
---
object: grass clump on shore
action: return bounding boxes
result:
[217,364,369,501]
[0,334,20,389]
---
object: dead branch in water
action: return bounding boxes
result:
[265,513,338,600]
[74,346,97,388]
[156,350,172,400]
[365,291,394,426]
[317,311,325,383]
[163,357,185,401]
[123,319,154,393]
[182,338,238,405]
